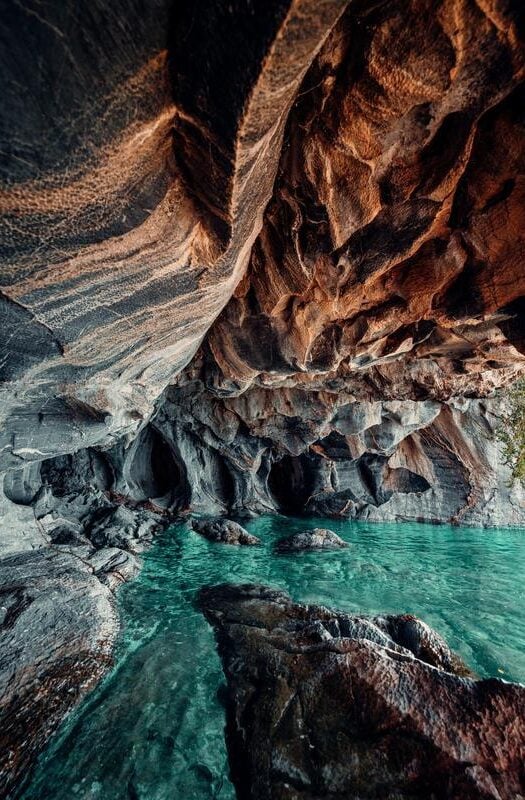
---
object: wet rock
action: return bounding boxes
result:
[191,518,260,546]
[86,505,162,554]
[88,547,141,590]
[200,583,525,800]
[275,528,348,552]
[0,549,118,798]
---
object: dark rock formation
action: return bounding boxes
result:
[0,549,119,798]
[275,528,347,552]
[0,0,352,472]
[200,583,525,800]
[191,518,260,546]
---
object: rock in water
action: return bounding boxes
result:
[191,518,260,546]
[199,584,525,800]
[275,528,348,552]
[0,549,118,798]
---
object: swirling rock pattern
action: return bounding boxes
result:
[0,0,350,471]
[0,0,524,476]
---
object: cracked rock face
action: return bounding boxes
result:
[200,583,525,800]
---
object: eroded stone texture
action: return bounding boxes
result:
[0,0,524,480]
[0,0,524,533]
[0,0,350,472]
[200,583,525,800]
[144,374,525,526]
[206,0,525,399]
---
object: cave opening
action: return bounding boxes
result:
[267,453,315,514]
[125,426,189,508]
[215,458,236,506]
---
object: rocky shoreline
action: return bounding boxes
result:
[2,510,525,797]
[0,485,167,795]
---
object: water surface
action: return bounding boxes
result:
[24,517,525,799]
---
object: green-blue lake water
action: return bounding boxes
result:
[23,517,525,799]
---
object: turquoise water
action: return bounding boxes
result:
[24,517,525,800]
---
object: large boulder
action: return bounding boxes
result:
[191,518,260,546]
[200,583,525,800]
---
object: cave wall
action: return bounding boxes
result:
[0,0,524,538]
[7,371,523,542]
[151,368,525,526]
[204,0,525,399]
[1,0,524,475]
[0,0,350,471]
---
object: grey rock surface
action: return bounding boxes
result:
[200,583,525,800]
[87,504,161,554]
[151,381,525,527]
[191,518,261,546]
[88,547,141,590]
[0,549,119,798]
[275,528,348,552]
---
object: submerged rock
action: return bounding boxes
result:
[0,549,118,798]
[275,527,348,552]
[200,583,525,800]
[191,518,260,546]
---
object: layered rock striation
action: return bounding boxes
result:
[0,0,524,481]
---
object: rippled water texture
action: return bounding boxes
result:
[24,517,525,799]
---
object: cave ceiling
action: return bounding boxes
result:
[0,0,524,470]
